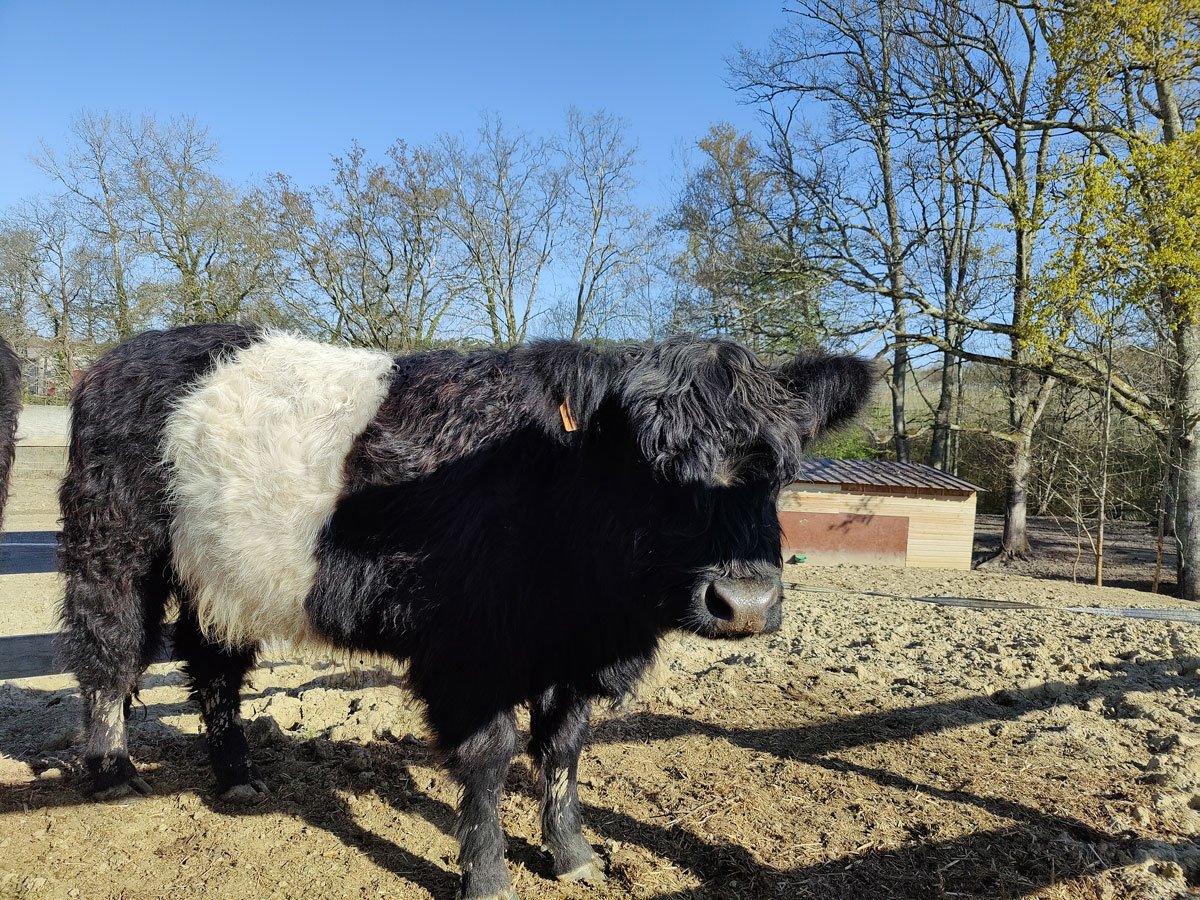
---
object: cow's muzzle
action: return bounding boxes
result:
[697,576,783,637]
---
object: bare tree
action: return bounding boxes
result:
[904,20,995,472]
[35,112,142,338]
[553,108,651,340]
[0,227,37,354]
[614,245,678,341]
[896,0,1070,558]
[3,199,98,390]
[126,116,274,324]
[268,141,459,350]
[734,0,919,458]
[438,116,561,346]
[667,124,825,354]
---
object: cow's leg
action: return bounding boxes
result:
[443,708,519,900]
[172,605,264,802]
[60,552,171,800]
[78,686,146,800]
[529,687,604,883]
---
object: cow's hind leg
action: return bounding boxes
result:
[529,687,604,883]
[172,605,264,802]
[79,688,149,800]
[59,556,171,800]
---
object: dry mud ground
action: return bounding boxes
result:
[0,472,1198,899]
[973,515,1180,595]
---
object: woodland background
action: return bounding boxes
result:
[1,0,1197,595]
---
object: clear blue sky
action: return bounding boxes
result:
[0,1,792,210]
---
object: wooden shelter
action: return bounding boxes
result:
[778,459,980,570]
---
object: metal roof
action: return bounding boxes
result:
[790,458,981,494]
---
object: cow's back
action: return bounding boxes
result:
[61,325,262,570]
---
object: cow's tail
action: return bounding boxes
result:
[0,336,21,532]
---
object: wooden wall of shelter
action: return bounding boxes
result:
[778,460,979,570]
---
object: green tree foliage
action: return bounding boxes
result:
[1035,0,1200,593]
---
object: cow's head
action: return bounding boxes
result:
[551,338,875,640]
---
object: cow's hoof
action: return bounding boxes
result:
[93,775,152,801]
[220,780,269,804]
[556,857,607,884]
[88,753,150,801]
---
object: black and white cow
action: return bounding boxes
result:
[0,336,21,530]
[58,324,873,899]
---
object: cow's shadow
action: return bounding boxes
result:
[0,654,1196,898]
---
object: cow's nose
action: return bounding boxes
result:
[703,577,782,635]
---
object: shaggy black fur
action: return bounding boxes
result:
[57,324,260,796]
[59,326,874,898]
[0,336,21,531]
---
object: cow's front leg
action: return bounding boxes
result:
[173,605,264,802]
[529,687,605,883]
[447,709,519,900]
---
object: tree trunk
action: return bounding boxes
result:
[1175,322,1200,599]
[109,242,131,338]
[1001,362,1037,559]
[876,0,909,464]
[890,316,910,463]
[951,355,964,475]
[1000,372,1055,560]
[1154,73,1197,598]
[1095,338,1113,587]
[929,345,957,470]
[1001,428,1034,558]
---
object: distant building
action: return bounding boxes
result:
[18,336,93,398]
[780,459,980,570]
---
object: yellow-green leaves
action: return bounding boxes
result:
[1041,0,1200,332]
[1050,0,1200,99]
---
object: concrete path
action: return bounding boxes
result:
[16,404,69,444]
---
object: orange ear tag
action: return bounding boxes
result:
[559,399,579,432]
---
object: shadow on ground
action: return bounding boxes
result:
[0,654,1195,898]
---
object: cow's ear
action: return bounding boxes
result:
[775,353,878,438]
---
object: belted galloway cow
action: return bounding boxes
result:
[57,324,873,899]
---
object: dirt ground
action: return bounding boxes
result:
[1,471,1198,899]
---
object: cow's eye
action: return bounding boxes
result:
[684,488,715,527]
